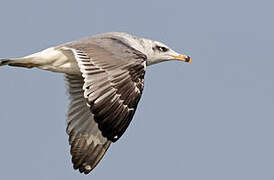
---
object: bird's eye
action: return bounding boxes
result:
[156,46,169,52]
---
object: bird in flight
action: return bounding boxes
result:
[0,32,192,174]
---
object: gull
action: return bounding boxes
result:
[0,32,192,174]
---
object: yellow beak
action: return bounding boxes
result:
[172,54,192,63]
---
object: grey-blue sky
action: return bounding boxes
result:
[0,0,273,179]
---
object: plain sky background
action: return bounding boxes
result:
[0,0,273,179]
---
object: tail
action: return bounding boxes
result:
[0,59,11,66]
[0,58,36,68]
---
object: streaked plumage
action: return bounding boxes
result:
[0,32,191,174]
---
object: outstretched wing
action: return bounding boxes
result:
[62,37,146,174]
[65,74,111,174]
[62,40,146,142]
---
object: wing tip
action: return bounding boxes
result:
[70,139,111,175]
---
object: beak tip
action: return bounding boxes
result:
[186,56,192,63]
[172,55,192,63]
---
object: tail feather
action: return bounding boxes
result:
[0,58,36,68]
[0,59,11,66]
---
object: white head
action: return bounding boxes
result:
[107,32,192,66]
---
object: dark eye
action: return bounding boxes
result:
[156,46,169,52]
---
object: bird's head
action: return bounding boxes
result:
[140,39,192,66]
[99,32,192,66]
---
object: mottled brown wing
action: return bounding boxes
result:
[65,74,111,174]
[62,43,146,142]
